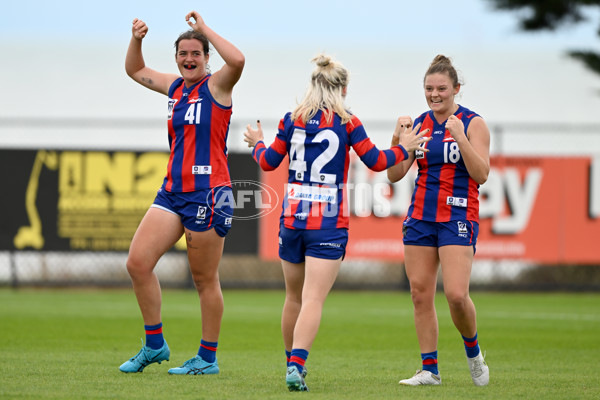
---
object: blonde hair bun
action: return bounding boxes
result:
[313,54,332,68]
[291,53,352,124]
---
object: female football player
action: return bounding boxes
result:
[119,11,244,375]
[388,54,490,386]
[244,54,430,391]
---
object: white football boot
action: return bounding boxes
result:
[399,369,441,386]
[467,352,489,386]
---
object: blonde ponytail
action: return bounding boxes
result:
[291,54,352,125]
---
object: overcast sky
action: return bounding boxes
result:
[1,0,599,151]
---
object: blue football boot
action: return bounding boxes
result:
[119,340,170,373]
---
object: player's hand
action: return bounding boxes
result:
[397,122,431,153]
[131,18,148,40]
[186,11,206,32]
[243,120,264,148]
[391,116,413,146]
[446,115,465,142]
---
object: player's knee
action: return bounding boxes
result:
[285,290,302,305]
[410,285,434,309]
[191,273,219,293]
[125,254,152,277]
[445,291,469,311]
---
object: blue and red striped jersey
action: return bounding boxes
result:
[253,110,408,230]
[163,76,232,192]
[407,105,481,222]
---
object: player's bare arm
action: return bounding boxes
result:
[125,18,179,96]
[449,115,490,185]
[185,11,245,105]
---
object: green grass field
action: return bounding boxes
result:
[1,288,599,399]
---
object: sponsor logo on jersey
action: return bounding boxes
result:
[447,196,467,207]
[192,165,212,175]
[294,212,308,220]
[188,97,202,104]
[433,130,444,135]
[287,183,337,204]
[443,129,456,142]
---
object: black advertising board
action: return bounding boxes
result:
[0,150,258,254]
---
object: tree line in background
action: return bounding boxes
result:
[488,0,600,75]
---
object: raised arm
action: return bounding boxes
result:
[387,117,428,182]
[125,18,179,96]
[446,115,490,185]
[186,11,245,105]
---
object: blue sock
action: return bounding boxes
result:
[421,351,438,375]
[144,323,164,350]
[198,339,218,363]
[289,349,309,374]
[285,350,292,366]
[462,333,481,358]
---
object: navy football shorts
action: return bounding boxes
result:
[278,225,348,263]
[402,216,478,253]
[151,186,233,237]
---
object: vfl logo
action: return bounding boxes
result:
[224,217,232,226]
[457,221,468,234]
[197,206,207,220]
[415,149,425,159]
[167,98,178,120]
